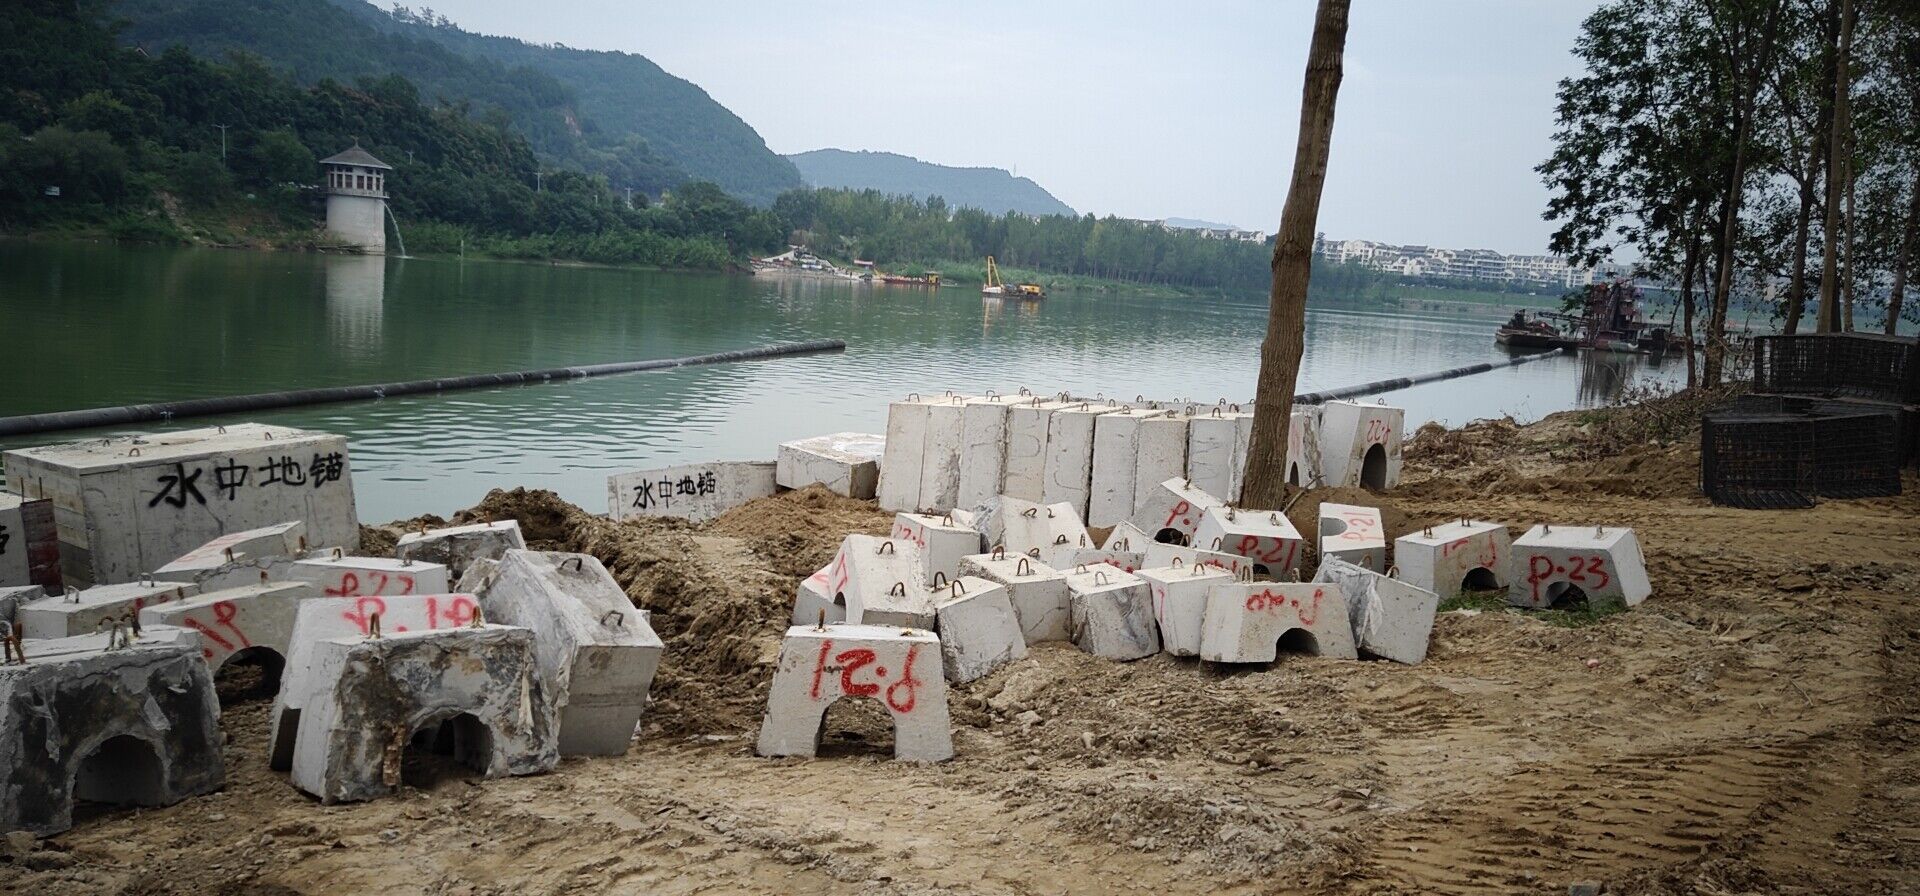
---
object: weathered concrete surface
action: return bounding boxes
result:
[2,423,358,587]
[1285,407,1324,488]
[16,579,200,639]
[1043,533,1099,570]
[1138,563,1234,657]
[290,625,558,803]
[957,397,1013,510]
[1193,506,1304,579]
[0,633,224,835]
[139,581,319,670]
[1393,520,1513,599]
[958,552,1071,644]
[286,554,453,598]
[1508,524,1652,611]
[791,563,847,627]
[396,520,527,579]
[608,461,777,523]
[270,593,486,770]
[1317,401,1405,490]
[878,397,932,511]
[756,624,952,762]
[776,433,884,499]
[480,551,664,756]
[997,497,1090,566]
[153,521,307,581]
[0,493,61,590]
[455,557,503,597]
[1185,410,1253,502]
[1311,558,1438,664]
[1142,543,1258,579]
[1002,399,1073,501]
[0,584,39,624]
[1317,503,1387,572]
[933,577,1027,684]
[1064,567,1159,661]
[1042,404,1107,521]
[1100,521,1156,553]
[918,397,971,513]
[892,512,983,587]
[1088,408,1161,528]
[1131,478,1226,545]
[1199,582,1358,663]
[1062,549,1146,575]
[819,534,934,629]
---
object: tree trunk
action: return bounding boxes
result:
[1842,152,1856,330]
[1817,0,1855,332]
[1682,238,1700,388]
[1889,163,1920,335]
[1703,1,1782,387]
[1239,0,1349,509]
[1781,138,1820,335]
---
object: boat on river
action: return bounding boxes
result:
[982,256,1045,299]
[1495,310,1577,350]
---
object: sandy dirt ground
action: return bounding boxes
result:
[4,398,1918,896]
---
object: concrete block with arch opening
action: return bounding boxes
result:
[1285,406,1325,488]
[1131,478,1227,546]
[138,581,319,685]
[1509,524,1651,611]
[892,512,983,588]
[819,534,934,629]
[1317,503,1387,573]
[1393,520,1513,599]
[1316,401,1405,490]
[1193,506,1304,580]
[1199,581,1358,663]
[756,624,952,762]
[1311,557,1439,665]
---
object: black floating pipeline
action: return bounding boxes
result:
[0,339,849,438]
[1293,347,1571,405]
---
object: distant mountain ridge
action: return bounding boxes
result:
[787,149,1076,218]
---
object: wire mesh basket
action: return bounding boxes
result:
[1752,333,1920,404]
[1701,395,1904,509]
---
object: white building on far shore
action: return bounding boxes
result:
[1313,232,1596,289]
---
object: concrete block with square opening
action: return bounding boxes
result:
[2,424,358,587]
[932,576,1026,684]
[17,578,200,639]
[0,631,224,835]
[269,592,485,770]
[1139,562,1234,657]
[1042,403,1108,520]
[1064,566,1160,660]
[1317,401,1405,490]
[1186,410,1253,501]
[478,550,663,756]
[1317,503,1386,573]
[1393,520,1512,599]
[285,552,452,598]
[1199,582,1357,663]
[1003,398,1074,501]
[892,512,982,587]
[756,624,952,762]
[957,396,1015,509]
[1508,524,1651,611]
[776,433,884,499]
[608,461,777,523]
[1132,478,1226,546]
[1193,506,1304,579]
[139,580,318,676]
[395,520,527,579]
[290,624,558,803]
[1311,557,1438,664]
[818,534,934,629]
[959,551,1071,644]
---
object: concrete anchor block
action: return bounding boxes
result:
[1064,567,1160,660]
[480,551,664,756]
[269,593,486,770]
[153,521,307,581]
[1003,399,1074,501]
[880,394,969,512]
[956,396,1013,510]
[1132,415,1189,520]
[1317,401,1405,490]
[1199,582,1358,663]
[139,581,319,671]
[1311,558,1439,664]
[1042,402,1107,520]
[2,423,358,587]
[1088,408,1168,528]
[1131,478,1227,545]
[1509,524,1651,611]
[756,624,952,762]
[997,497,1090,565]
[1064,549,1146,575]
[0,493,60,590]
[395,519,527,579]
[1393,520,1513,599]
[286,551,452,598]
[776,433,884,499]
[932,577,1027,684]
[1185,410,1253,502]
[0,632,224,835]
[16,578,201,639]
[1193,506,1304,579]
[820,534,934,628]
[1043,532,1099,570]
[1285,406,1324,487]
[290,625,558,803]
[917,395,971,513]
[0,585,41,624]
[892,512,983,587]
[608,461,777,523]
[958,551,1071,644]
[1142,543,1259,579]
[1317,503,1387,573]
[792,563,847,626]
[1101,521,1156,553]
[1138,562,1235,656]
[455,557,503,598]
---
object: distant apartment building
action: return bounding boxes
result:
[1312,233,1597,289]
[1122,218,1270,244]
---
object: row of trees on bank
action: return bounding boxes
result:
[1541,0,1920,386]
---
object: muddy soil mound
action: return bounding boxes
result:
[711,485,893,578]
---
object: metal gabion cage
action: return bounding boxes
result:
[1752,333,1920,404]
[1701,395,1904,509]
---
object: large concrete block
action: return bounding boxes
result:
[1509,524,1651,611]
[396,519,526,578]
[918,396,970,513]
[933,577,1027,683]
[1063,567,1159,660]
[0,493,60,590]
[892,512,983,587]
[1317,503,1386,572]
[791,563,846,627]
[139,581,318,670]
[2,424,358,587]
[958,551,1071,644]
[1285,406,1324,488]
[1003,399,1074,501]
[1138,562,1234,657]
[820,534,934,628]
[1312,558,1438,664]
[1393,520,1513,599]
[269,593,485,770]
[997,497,1090,565]
[1062,549,1146,575]
[1186,410,1253,503]
[879,394,969,512]
[1100,521,1155,553]
[154,521,306,579]
[0,631,225,835]
[608,461,777,523]
[1041,403,1107,520]
[776,433,884,499]
[1143,542,1259,579]
[1088,408,1158,528]
[16,578,200,639]
[756,624,952,762]
[1193,506,1304,578]
[1317,401,1404,490]
[1199,582,1358,663]
[480,550,664,756]
[0,584,40,624]
[957,396,1014,509]
[1131,478,1226,545]
[286,552,452,598]
[1133,415,1189,519]
[290,625,558,803]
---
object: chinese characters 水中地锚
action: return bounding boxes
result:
[148,452,347,508]
[631,470,719,510]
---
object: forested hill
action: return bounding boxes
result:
[111,0,804,203]
[788,149,1076,218]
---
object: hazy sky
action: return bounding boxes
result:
[417,1,1598,256]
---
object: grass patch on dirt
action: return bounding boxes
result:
[1438,589,1627,628]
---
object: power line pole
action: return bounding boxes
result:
[213,124,230,165]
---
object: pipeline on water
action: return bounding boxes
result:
[1292,347,1571,405]
[0,339,848,438]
